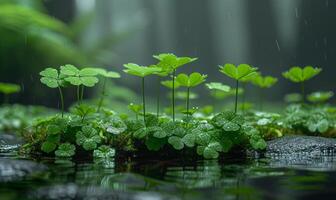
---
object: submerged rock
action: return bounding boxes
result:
[30,183,179,200]
[0,159,47,182]
[265,135,336,170]
[0,133,22,153]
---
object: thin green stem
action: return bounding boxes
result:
[234,80,239,113]
[97,77,107,112]
[172,69,176,121]
[58,86,64,118]
[81,85,84,102]
[301,81,305,104]
[142,77,146,125]
[186,87,190,118]
[77,85,80,103]
[156,76,160,118]
[241,82,246,113]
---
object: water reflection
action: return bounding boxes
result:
[2,152,336,199]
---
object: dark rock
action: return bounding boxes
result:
[265,135,336,170]
[266,135,336,156]
[0,133,23,153]
[29,183,179,200]
[0,158,47,182]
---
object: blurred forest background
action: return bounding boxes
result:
[0,0,334,111]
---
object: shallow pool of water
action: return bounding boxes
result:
[1,151,336,200]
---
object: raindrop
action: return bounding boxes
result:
[326,0,329,7]
[295,8,299,18]
[275,40,280,52]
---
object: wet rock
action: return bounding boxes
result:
[266,135,336,156]
[0,159,47,182]
[0,133,22,153]
[265,136,336,170]
[30,183,179,200]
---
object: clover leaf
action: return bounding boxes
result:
[55,143,76,157]
[0,82,20,95]
[93,145,115,158]
[197,142,222,159]
[76,125,101,151]
[307,91,334,103]
[123,63,161,77]
[40,68,63,88]
[105,117,127,135]
[153,53,197,71]
[211,111,244,132]
[252,74,278,88]
[205,82,230,92]
[168,136,184,150]
[219,64,258,81]
[145,136,166,151]
[41,141,57,153]
[306,113,330,133]
[282,66,321,83]
[60,64,99,87]
[161,80,180,89]
[92,68,121,78]
[176,72,207,88]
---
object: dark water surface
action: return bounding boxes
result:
[1,151,336,200]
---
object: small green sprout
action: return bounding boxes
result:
[128,103,143,120]
[60,64,99,104]
[71,104,96,122]
[282,66,321,102]
[93,68,121,112]
[176,72,207,117]
[307,91,334,104]
[154,53,197,121]
[0,82,21,104]
[123,63,161,124]
[252,74,278,88]
[252,74,278,110]
[219,64,258,113]
[40,67,66,117]
[55,143,76,157]
[76,125,101,151]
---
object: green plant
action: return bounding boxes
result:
[176,72,207,118]
[93,68,120,112]
[282,66,321,103]
[154,53,197,121]
[307,91,334,104]
[128,103,143,120]
[40,67,66,117]
[150,64,170,117]
[0,82,20,104]
[55,143,76,157]
[93,145,116,158]
[60,64,99,104]
[219,64,258,113]
[123,63,161,124]
[252,74,278,110]
[76,125,101,151]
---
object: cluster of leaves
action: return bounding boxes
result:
[123,111,266,159]
[280,104,335,134]
[0,104,53,133]
[25,105,128,158]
